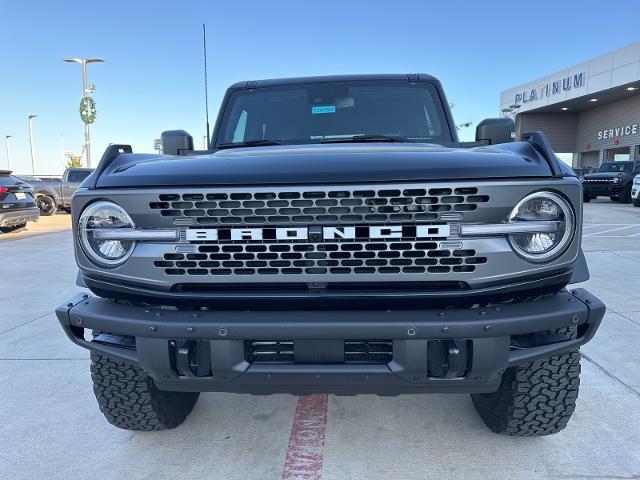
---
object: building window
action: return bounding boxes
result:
[606,146,630,162]
[580,151,599,169]
[555,153,573,166]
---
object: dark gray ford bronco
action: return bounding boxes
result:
[56,74,605,436]
[581,161,640,203]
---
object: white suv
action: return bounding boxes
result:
[633,175,640,207]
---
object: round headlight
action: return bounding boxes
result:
[79,201,135,267]
[508,192,575,262]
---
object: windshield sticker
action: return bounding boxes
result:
[311,105,336,114]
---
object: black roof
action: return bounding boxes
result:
[227,73,439,89]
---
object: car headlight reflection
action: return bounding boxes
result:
[78,201,136,267]
[508,192,575,262]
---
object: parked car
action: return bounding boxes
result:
[57,73,604,437]
[632,174,640,207]
[16,168,94,215]
[0,170,39,232]
[581,161,640,203]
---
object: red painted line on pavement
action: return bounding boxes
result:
[282,394,329,480]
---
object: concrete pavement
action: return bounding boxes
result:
[1,202,639,480]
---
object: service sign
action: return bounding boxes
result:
[597,123,640,140]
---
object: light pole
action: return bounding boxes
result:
[63,57,104,167]
[60,133,65,165]
[4,135,11,170]
[28,115,37,174]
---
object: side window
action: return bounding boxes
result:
[232,110,248,143]
[67,170,92,183]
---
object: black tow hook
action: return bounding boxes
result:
[427,340,470,379]
[172,340,212,378]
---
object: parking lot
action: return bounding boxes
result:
[1,200,639,480]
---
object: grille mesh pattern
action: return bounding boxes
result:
[154,243,487,276]
[247,340,393,364]
[149,187,489,225]
[248,341,294,363]
[344,340,393,364]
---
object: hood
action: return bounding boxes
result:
[583,171,622,179]
[94,142,553,188]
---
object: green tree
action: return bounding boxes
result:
[449,102,473,131]
[65,154,83,169]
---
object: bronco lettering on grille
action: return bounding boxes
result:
[185,225,451,242]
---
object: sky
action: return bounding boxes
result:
[2,0,640,175]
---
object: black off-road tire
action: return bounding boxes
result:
[36,195,57,216]
[471,328,580,436]
[582,194,592,203]
[633,198,640,207]
[620,185,632,204]
[90,352,199,431]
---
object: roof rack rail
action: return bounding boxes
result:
[521,131,563,178]
[90,144,132,189]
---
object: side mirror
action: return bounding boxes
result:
[161,130,194,155]
[475,118,515,145]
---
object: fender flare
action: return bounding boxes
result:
[569,249,590,284]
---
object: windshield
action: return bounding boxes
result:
[598,162,634,173]
[0,174,20,186]
[217,81,452,147]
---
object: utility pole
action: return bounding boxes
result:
[28,115,37,174]
[63,57,104,167]
[4,135,11,170]
[60,133,65,165]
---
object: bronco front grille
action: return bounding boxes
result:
[149,187,489,226]
[154,242,487,276]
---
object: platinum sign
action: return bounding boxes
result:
[514,72,585,105]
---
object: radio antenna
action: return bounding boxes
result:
[202,23,211,149]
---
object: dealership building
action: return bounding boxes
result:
[500,42,640,169]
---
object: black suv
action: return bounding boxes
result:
[57,74,604,436]
[0,170,39,233]
[582,161,640,203]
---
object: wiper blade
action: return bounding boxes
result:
[216,139,284,150]
[320,134,407,144]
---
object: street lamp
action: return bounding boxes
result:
[4,135,12,170]
[64,57,104,167]
[28,115,37,174]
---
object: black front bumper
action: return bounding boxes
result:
[0,207,39,227]
[583,184,624,196]
[56,289,605,395]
